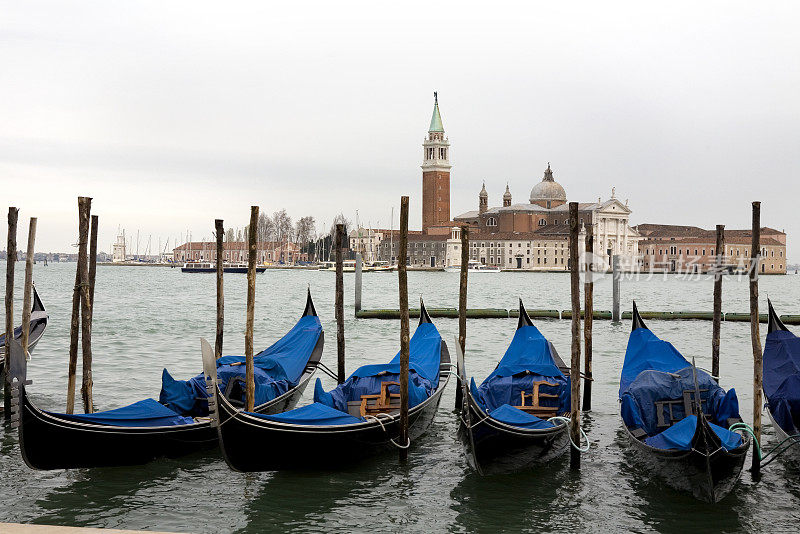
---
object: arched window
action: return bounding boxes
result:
[538,219,547,226]
[487,217,497,227]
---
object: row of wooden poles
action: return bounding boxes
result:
[2,198,767,472]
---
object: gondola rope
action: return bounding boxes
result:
[548,416,590,452]
[728,422,762,461]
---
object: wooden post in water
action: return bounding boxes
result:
[582,233,593,412]
[21,218,37,358]
[215,219,224,360]
[245,206,258,411]
[749,202,762,474]
[77,197,94,413]
[569,202,582,469]
[354,253,362,315]
[612,254,621,322]
[89,216,98,308]
[66,211,82,414]
[4,207,18,418]
[335,224,345,383]
[455,225,469,410]
[712,224,725,383]
[398,196,410,462]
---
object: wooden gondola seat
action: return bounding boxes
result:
[359,381,401,417]
[655,389,709,428]
[518,380,559,417]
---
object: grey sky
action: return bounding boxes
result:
[2,1,798,258]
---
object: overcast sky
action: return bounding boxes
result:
[2,1,798,259]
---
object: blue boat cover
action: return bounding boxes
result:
[486,403,555,430]
[252,321,443,426]
[763,329,800,433]
[50,398,194,427]
[160,315,322,415]
[470,324,569,429]
[644,415,743,451]
[250,402,363,426]
[620,326,742,444]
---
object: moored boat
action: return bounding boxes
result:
[10,290,323,470]
[205,300,450,471]
[763,300,800,457]
[181,262,267,273]
[618,302,750,502]
[457,300,571,475]
[0,286,48,367]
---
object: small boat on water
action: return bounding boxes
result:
[205,300,451,471]
[445,261,500,273]
[181,262,267,273]
[618,302,750,502]
[763,300,800,456]
[9,290,323,470]
[318,260,367,272]
[368,260,396,272]
[0,286,48,367]
[457,300,571,475]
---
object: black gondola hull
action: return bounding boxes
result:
[458,392,569,475]
[622,424,749,503]
[17,373,314,470]
[215,345,451,472]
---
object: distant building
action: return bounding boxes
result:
[635,224,787,274]
[421,92,452,234]
[173,241,308,264]
[112,232,127,263]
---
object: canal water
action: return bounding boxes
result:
[2,263,799,532]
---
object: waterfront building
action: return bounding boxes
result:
[451,166,642,270]
[172,241,308,264]
[112,232,127,263]
[635,224,787,274]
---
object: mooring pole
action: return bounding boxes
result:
[66,224,81,413]
[712,224,725,383]
[245,206,258,412]
[4,207,19,418]
[398,196,410,462]
[354,252,363,316]
[612,254,621,322]
[335,223,345,383]
[582,233,593,412]
[21,217,37,358]
[455,225,469,410]
[89,215,98,309]
[569,202,582,469]
[750,202,762,474]
[77,197,94,413]
[215,219,224,360]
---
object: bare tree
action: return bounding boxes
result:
[257,213,275,243]
[272,209,294,244]
[329,213,351,241]
[225,228,235,242]
[295,216,315,246]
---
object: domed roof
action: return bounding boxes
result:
[503,184,512,201]
[479,182,488,198]
[530,164,566,203]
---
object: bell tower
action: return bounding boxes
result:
[422,92,451,232]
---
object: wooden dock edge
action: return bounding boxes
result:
[355,309,792,322]
[0,523,185,534]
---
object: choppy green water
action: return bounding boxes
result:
[2,263,800,533]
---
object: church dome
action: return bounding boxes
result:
[530,164,566,204]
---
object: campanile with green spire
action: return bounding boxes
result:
[422,91,451,232]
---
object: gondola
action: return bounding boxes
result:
[205,300,451,472]
[457,300,571,475]
[763,300,800,455]
[0,286,48,366]
[9,290,323,470]
[619,302,750,502]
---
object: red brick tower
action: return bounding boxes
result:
[421,92,451,232]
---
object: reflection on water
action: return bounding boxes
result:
[1,264,800,532]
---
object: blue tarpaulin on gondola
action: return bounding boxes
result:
[471,324,569,428]
[160,315,322,416]
[644,415,743,451]
[487,403,555,429]
[259,320,443,426]
[250,402,363,426]
[620,326,742,441]
[620,327,690,395]
[50,398,194,427]
[764,329,800,433]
